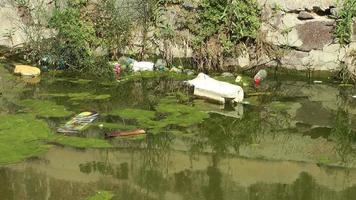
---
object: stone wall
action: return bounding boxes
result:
[258,0,356,73]
[1,0,356,76]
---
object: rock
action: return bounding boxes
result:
[330,7,339,17]
[281,50,310,70]
[257,0,337,12]
[14,65,41,76]
[183,69,194,75]
[297,11,314,20]
[237,52,250,68]
[296,21,334,51]
[182,2,195,11]
[346,42,356,76]
[307,44,346,71]
[170,67,182,73]
[221,72,234,77]
[223,57,238,68]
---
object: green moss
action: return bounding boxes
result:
[108,96,208,134]
[68,79,92,84]
[269,101,290,110]
[18,99,74,118]
[0,114,52,165]
[156,96,209,127]
[51,135,112,148]
[43,92,111,101]
[109,108,156,126]
[86,191,114,200]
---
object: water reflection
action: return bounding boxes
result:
[1,147,356,200]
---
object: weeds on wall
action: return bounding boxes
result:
[335,0,356,45]
[182,0,262,71]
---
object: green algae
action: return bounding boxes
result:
[156,96,209,127]
[86,191,114,200]
[0,114,52,165]
[51,135,112,148]
[68,79,92,84]
[18,99,74,118]
[108,96,209,134]
[110,108,155,121]
[42,92,111,101]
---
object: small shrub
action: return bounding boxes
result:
[335,0,356,45]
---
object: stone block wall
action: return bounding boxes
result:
[258,0,356,74]
[1,0,356,76]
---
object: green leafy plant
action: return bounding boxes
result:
[184,0,262,70]
[335,0,356,45]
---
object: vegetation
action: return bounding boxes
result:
[109,95,209,134]
[335,0,356,45]
[50,135,112,149]
[0,114,51,165]
[182,0,262,71]
[17,99,74,118]
[85,191,114,200]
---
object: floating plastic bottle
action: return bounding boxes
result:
[254,69,267,86]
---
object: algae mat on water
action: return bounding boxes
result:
[18,99,74,118]
[86,191,114,200]
[109,96,209,134]
[50,135,113,149]
[0,114,52,165]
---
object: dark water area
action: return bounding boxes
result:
[1,63,356,199]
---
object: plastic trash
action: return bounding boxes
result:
[155,59,167,71]
[254,69,267,86]
[313,80,323,84]
[14,65,41,77]
[186,73,244,103]
[235,75,242,83]
[57,111,99,133]
[113,63,121,79]
[132,61,154,72]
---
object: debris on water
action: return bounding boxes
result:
[14,65,41,77]
[313,80,323,84]
[113,63,121,79]
[133,61,154,72]
[254,69,267,86]
[235,75,242,83]
[105,129,146,139]
[352,95,356,99]
[170,66,182,73]
[187,73,244,103]
[57,111,99,133]
[241,101,250,105]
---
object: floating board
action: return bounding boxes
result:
[57,111,98,133]
[106,129,146,138]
